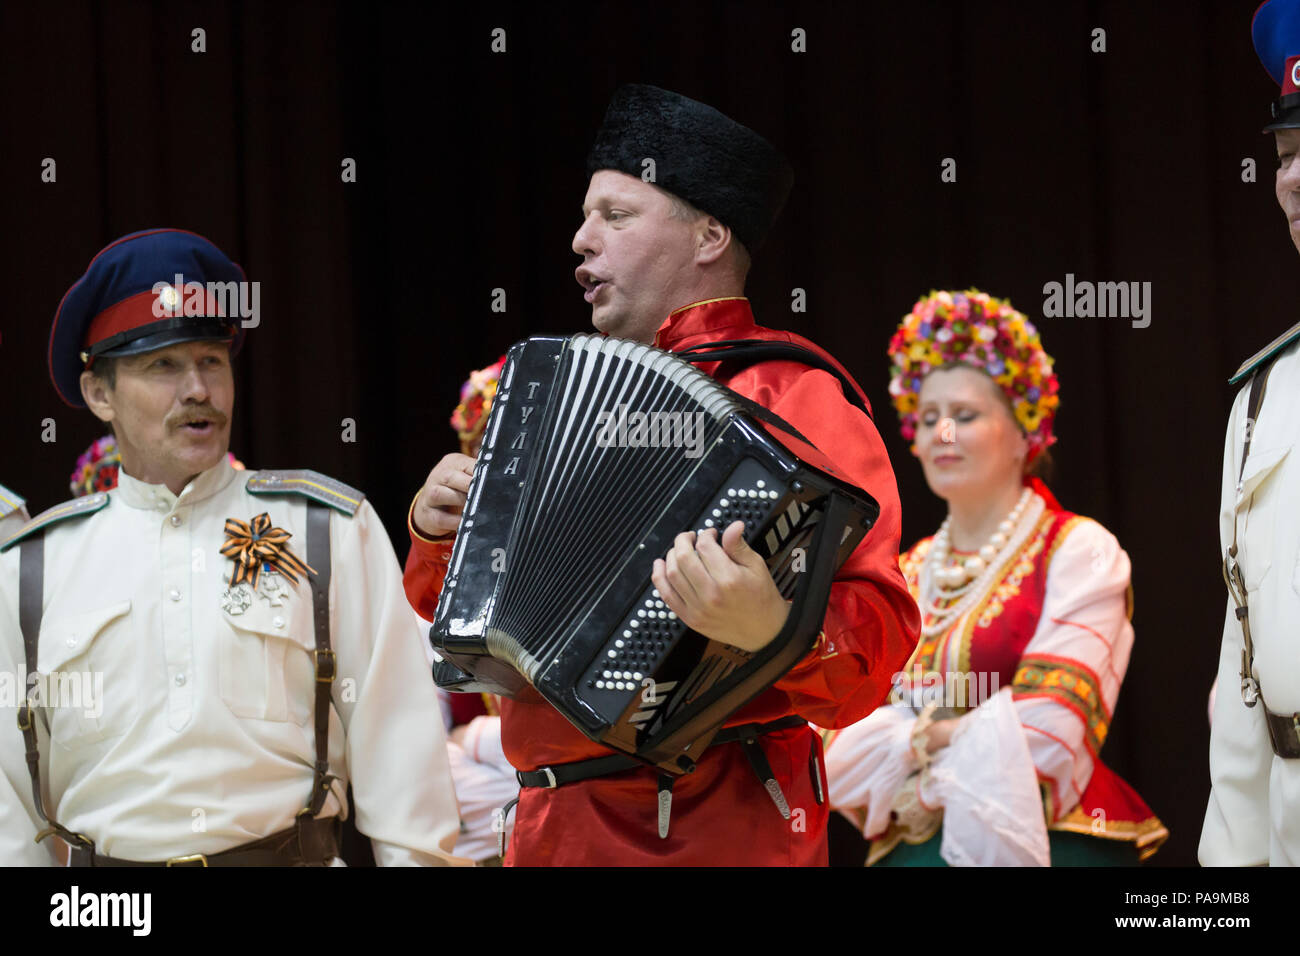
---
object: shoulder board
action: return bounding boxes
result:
[0,492,110,553]
[245,470,365,516]
[1229,319,1300,386]
[0,483,25,519]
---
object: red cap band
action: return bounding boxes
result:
[82,286,226,352]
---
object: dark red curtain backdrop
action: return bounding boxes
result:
[0,0,1287,866]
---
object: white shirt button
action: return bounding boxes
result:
[65,638,77,648]
[272,616,285,629]
[156,500,169,512]
[169,588,181,602]
[174,673,186,686]
[170,514,182,527]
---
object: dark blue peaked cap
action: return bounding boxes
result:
[49,228,247,408]
[1253,0,1300,130]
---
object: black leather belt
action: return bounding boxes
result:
[67,815,341,867]
[1264,708,1300,759]
[515,715,808,789]
[508,716,818,845]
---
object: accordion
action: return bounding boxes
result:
[430,334,880,774]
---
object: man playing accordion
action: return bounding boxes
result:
[404,85,920,865]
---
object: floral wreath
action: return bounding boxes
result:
[887,289,1060,461]
[450,356,507,452]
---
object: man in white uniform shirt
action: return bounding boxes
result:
[1202,0,1300,866]
[0,228,461,866]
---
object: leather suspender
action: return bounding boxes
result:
[302,501,337,819]
[1225,365,1274,709]
[1223,364,1300,759]
[17,535,95,852]
[16,500,340,862]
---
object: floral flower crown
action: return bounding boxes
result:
[450,356,508,452]
[886,289,1060,461]
[70,435,121,497]
[70,435,245,497]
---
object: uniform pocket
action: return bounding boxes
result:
[37,600,136,748]
[217,580,314,725]
[1237,444,1289,591]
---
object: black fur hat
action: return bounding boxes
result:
[584,84,794,251]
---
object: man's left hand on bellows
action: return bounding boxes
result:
[651,521,790,652]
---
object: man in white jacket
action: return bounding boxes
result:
[1201,0,1300,866]
[0,228,462,866]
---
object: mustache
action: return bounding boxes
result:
[168,406,229,429]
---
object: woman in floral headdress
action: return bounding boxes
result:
[824,290,1167,865]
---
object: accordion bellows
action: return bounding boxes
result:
[431,335,880,773]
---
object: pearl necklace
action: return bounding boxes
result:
[918,488,1042,638]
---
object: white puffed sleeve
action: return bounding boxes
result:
[1008,518,1134,822]
[446,716,519,861]
[824,703,919,838]
[920,687,1051,866]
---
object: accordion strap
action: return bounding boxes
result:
[676,338,873,421]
